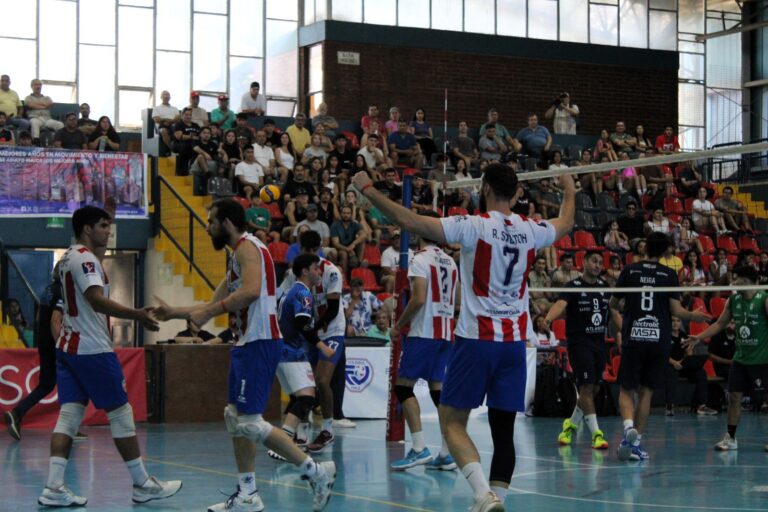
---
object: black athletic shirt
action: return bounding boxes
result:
[558,276,610,348]
[612,261,680,347]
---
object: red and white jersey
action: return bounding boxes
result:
[315,258,345,339]
[57,244,112,355]
[228,233,281,345]
[440,211,556,342]
[407,245,458,341]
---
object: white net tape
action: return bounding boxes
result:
[531,284,766,294]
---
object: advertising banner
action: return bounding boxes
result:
[0,147,147,217]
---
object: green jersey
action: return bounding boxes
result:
[728,291,768,365]
[246,206,270,230]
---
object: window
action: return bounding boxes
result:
[79,45,116,120]
[308,45,324,94]
[432,0,463,32]
[79,0,116,45]
[589,4,618,46]
[464,0,495,34]
[678,0,704,34]
[229,57,264,104]
[363,0,396,25]
[40,0,77,82]
[0,1,37,38]
[679,53,704,81]
[649,10,676,50]
[267,0,298,20]
[195,0,227,14]
[231,0,263,57]
[265,20,298,97]
[497,0,527,37]
[619,0,647,48]
[155,51,191,108]
[157,0,191,52]
[118,6,154,86]
[118,89,152,128]
[332,0,363,22]
[193,14,228,92]
[398,0,430,28]
[560,0,589,43]
[679,83,705,127]
[0,38,37,91]
[529,0,558,41]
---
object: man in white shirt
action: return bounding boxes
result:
[152,91,180,151]
[544,92,579,135]
[380,231,414,294]
[252,130,276,182]
[235,146,265,198]
[357,134,388,177]
[240,81,266,117]
[188,91,209,127]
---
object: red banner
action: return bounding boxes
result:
[0,348,147,429]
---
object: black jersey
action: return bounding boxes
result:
[559,277,610,347]
[613,261,680,347]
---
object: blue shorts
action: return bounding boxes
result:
[440,336,527,412]
[228,339,283,414]
[398,337,452,383]
[56,350,128,410]
[309,336,344,366]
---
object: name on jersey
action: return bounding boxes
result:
[639,277,655,284]
[492,229,527,244]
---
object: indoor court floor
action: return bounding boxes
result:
[3,413,768,511]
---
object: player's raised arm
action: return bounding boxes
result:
[547,173,575,240]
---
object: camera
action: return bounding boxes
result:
[552,97,561,107]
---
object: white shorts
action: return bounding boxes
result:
[276,361,316,395]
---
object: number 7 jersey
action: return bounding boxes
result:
[440,211,556,342]
[407,245,459,341]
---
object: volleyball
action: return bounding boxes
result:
[259,184,281,203]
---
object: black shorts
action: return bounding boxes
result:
[617,343,668,390]
[567,343,606,386]
[727,362,768,394]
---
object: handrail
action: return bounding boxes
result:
[0,238,41,305]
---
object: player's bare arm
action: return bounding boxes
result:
[84,286,159,331]
[546,173,576,240]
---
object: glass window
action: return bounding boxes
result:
[0,1,36,38]
[79,45,116,121]
[229,57,264,105]
[333,0,363,22]
[309,92,324,117]
[497,0,526,37]
[309,44,323,93]
[398,0,430,28]
[432,0,463,32]
[267,0,298,20]
[118,89,152,129]
[678,41,704,53]
[0,38,37,92]
[529,0,558,40]
[678,126,704,151]
[43,84,76,104]
[706,32,741,89]
[649,0,675,9]
[559,0,588,43]
[304,0,316,24]
[364,0,396,25]
[193,14,227,91]
[316,0,327,21]
[40,0,77,82]
[589,4,618,45]
[157,0,191,52]
[679,53,704,80]
[266,99,296,117]
[465,0,495,34]
[119,0,153,6]
[648,10,676,50]
[231,0,263,56]
[195,0,227,14]
[619,0,647,48]
[155,51,191,109]
[197,94,219,112]
[118,6,153,86]
[707,89,741,147]
[80,0,116,45]
[265,19,298,97]
[678,0,704,34]
[678,83,704,126]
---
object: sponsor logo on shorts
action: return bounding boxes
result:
[345,358,374,393]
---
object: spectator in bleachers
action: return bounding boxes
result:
[218,129,242,180]
[380,231,413,294]
[645,208,672,235]
[631,238,648,263]
[529,180,560,219]
[0,74,30,131]
[286,224,312,263]
[286,113,311,158]
[313,124,334,152]
[388,120,422,170]
[604,255,623,287]
[316,188,339,227]
[0,112,15,146]
[598,154,622,194]
[88,116,120,152]
[618,151,646,196]
[282,165,314,203]
[679,249,710,287]
[692,186,728,235]
[302,134,329,167]
[673,217,704,254]
[53,112,87,150]
[77,103,98,136]
[531,314,559,348]
[617,201,645,244]
[326,155,345,192]
[359,134,388,178]
[350,154,371,179]
[594,128,618,162]
[639,148,674,202]
[479,108,520,152]
[408,108,436,165]
[664,316,716,416]
[609,121,636,155]
[284,187,314,233]
[234,146,264,197]
[633,124,653,153]
[262,118,281,147]
[174,319,217,344]
[544,92,579,135]
[234,112,255,145]
[171,108,200,174]
[343,189,376,242]
[715,186,752,232]
[152,90,180,150]
[331,205,367,276]
[274,132,296,183]
[329,134,355,171]
[604,220,631,252]
[451,120,479,169]
[188,91,208,127]
[655,125,680,154]
[735,249,758,271]
[409,176,433,212]
[676,162,704,198]
[210,94,235,131]
[25,79,64,143]
[190,126,219,183]
[451,158,473,210]
[550,253,581,287]
[312,102,339,139]
[365,310,391,342]
[361,119,390,161]
[239,81,265,116]
[343,278,384,336]
[318,168,337,197]
[548,150,568,171]
[515,114,552,160]
[478,123,508,162]
[17,131,32,146]
[658,242,684,273]
[4,298,28,338]
[361,104,383,134]
[529,256,554,314]
[384,106,401,135]
[374,168,403,203]
[208,122,222,148]
[573,149,601,197]
[251,130,276,182]
[292,203,332,247]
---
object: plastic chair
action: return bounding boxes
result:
[574,250,586,270]
[698,235,715,254]
[739,236,760,252]
[716,236,738,254]
[688,321,709,337]
[700,253,714,271]
[684,197,695,214]
[447,206,469,217]
[551,319,566,341]
[554,234,574,251]
[351,267,382,292]
[362,244,382,267]
[267,241,289,264]
[663,197,684,215]
[265,201,284,221]
[573,230,603,250]
[709,297,727,318]
[341,130,360,150]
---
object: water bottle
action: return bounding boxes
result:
[98,137,107,151]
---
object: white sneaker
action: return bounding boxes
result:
[714,433,738,451]
[38,485,87,507]
[470,491,505,512]
[132,475,183,503]
[333,418,357,428]
[207,489,265,512]
[305,460,336,511]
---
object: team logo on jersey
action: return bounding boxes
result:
[303,296,312,308]
[81,262,96,275]
[345,358,374,392]
[591,313,602,326]
[739,325,751,339]
[329,272,339,283]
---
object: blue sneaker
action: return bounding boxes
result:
[617,428,638,462]
[391,447,433,470]
[629,444,649,461]
[426,454,457,471]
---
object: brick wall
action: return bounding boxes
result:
[316,40,678,141]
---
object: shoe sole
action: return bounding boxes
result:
[312,464,337,512]
[308,440,335,453]
[5,411,21,441]
[592,443,609,450]
[37,498,88,507]
[390,456,433,471]
[714,445,736,451]
[132,482,183,504]
[617,444,632,461]
[426,462,458,471]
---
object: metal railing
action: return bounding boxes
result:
[701,139,768,183]
[0,238,41,347]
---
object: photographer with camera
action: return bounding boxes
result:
[544,92,579,135]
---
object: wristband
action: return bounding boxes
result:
[360,183,374,194]
[219,300,227,314]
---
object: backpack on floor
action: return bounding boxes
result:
[533,350,577,417]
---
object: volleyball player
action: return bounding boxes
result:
[609,232,710,462]
[390,211,459,471]
[353,164,576,512]
[684,265,768,452]
[546,250,620,450]
[154,199,335,512]
[39,206,181,508]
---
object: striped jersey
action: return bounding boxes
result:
[407,245,458,341]
[57,244,112,354]
[228,233,281,345]
[440,211,556,342]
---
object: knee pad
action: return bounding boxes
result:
[53,403,86,438]
[237,414,273,444]
[224,404,239,435]
[286,395,315,421]
[395,385,415,404]
[107,403,136,439]
[429,389,441,408]
[284,396,297,416]
[488,408,517,484]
